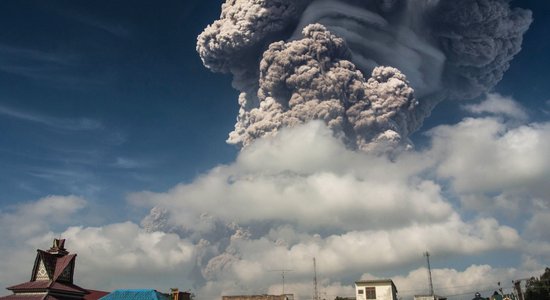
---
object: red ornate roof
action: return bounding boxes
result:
[1,239,107,300]
[84,290,110,300]
[0,295,94,300]
[52,254,76,282]
[0,295,45,300]
[30,250,76,283]
[7,281,88,294]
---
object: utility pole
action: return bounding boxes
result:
[424,251,434,296]
[313,258,319,300]
[269,269,293,295]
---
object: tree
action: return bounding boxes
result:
[525,268,550,300]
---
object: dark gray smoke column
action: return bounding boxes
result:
[197,0,532,152]
[432,0,533,100]
[291,0,445,98]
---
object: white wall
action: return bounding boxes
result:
[355,283,396,300]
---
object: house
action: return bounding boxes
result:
[0,239,108,300]
[355,280,398,300]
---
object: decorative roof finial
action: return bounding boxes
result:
[48,238,68,255]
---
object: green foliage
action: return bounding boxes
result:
[525,268,550,300]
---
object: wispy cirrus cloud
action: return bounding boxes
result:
[0,45,78,66]
[0,44,112,87]
[60,11,131,38]
[0,104,102,130]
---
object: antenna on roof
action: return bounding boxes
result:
[424,251,434,296]
[313,257,319,300]
[269,268,293,295]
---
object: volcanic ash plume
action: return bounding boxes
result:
[197,0,532,152]
[196,0,310,94]
[231,24,417,152]
[432,0,533,100]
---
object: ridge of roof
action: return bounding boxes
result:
[355,279,395,284]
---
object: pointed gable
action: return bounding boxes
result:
[2,238,107,300]
[53,254,76,283]
[35,259,50,281]
[31,251,57,282]
[28,239,76,284]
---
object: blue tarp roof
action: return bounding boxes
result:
[100,289,171,300]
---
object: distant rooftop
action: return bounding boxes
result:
[355,279,395,285]
[100,290,170,300]
[355,279,397,292]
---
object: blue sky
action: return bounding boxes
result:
[0,0,240,220]
[0,1,549,299]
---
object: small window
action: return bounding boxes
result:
[358,290,364,294]
[365,287,376,299]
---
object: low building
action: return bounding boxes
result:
[0,239,108,300]
[169,289,191,300]
[222,294,294,300]
[414,295,447,300]
[355,280,398,300]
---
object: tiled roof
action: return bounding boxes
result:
[84,290,109,300]
[49,282,88,294]
[7,281,88,295]
[30,250,76,283]
[0,294,45,300]
[4,239,102,300]
[100,290,170,300]
[8,280,51,290]
[52,255,75,282]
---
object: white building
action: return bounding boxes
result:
[355,280,398,300]
[414,295,447,300]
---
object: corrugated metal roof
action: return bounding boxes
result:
[100,290,170,300]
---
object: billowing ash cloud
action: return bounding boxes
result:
[231,24,417,152]
[432,0,533,100]
[197,0,310,94]
[197,0,532,151]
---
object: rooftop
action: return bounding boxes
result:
[100,290,170,300]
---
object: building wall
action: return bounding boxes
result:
[415,296,436,300]
[355,283,397,300]
[414,295,446,300]
[222,295,291,300]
